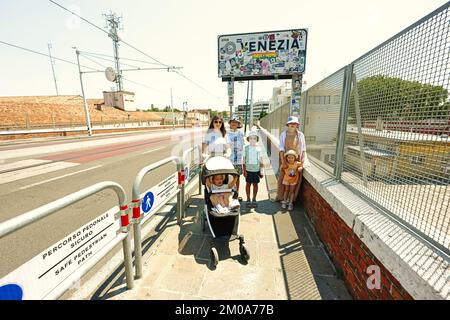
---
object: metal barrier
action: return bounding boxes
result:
[259,3,450,255]
[0,181,134,299]
[131,156,183,279]
[181,145,202,218]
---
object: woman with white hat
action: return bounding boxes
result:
[276,116,307,203]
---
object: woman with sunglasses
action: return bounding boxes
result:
[201,115,231,162]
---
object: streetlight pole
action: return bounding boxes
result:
[74,48,93,136]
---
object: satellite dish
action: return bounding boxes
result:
[105,67,117,82]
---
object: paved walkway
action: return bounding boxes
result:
[104,161,352,300]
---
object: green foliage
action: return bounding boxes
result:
[348,75,449,123]
[259,110,268,119]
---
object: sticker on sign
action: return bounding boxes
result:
[0,207,121,300]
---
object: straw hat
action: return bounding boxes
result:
[284,149,298,158]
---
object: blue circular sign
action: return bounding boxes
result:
[141,192,154,214]
[0,284,23,300]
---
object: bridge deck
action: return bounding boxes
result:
[106,169,352,300]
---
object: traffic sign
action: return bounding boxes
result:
[141,192,155,214]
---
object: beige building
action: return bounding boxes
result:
[103,91,136,112]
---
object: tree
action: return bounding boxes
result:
[259,110,268,119]
[348,75,449,123]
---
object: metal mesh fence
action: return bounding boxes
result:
[302,68,345,172]
[260,3,450,252]
[341,4,450,250]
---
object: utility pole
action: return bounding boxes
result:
[47,43,59,96]
[74,48,93,136]
[104,12,123,91]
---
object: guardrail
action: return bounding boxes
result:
[0,181,134,300]
[181,145,202,218]
[0,148,204,299]
[131,156,183,279]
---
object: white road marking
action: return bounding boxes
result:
[19,165,103,190]
[141,146,166,154]
[0,159,51,172]
[0,162,79,184]
[0,128,199,161]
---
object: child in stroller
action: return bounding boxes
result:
[201,156,250,267]
[205,174,240,214]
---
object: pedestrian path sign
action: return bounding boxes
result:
[141,192,154,214]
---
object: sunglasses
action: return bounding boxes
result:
[214,120,222,124]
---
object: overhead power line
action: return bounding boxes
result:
[80,51,144,69]
[48,0,109,36]
[121,76,164,93]
[0,40,101,72]
[48,0,223,100]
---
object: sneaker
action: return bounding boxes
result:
[288,203,293,211]
[246,201,252,208]
[281,201,287,209]
[252,200,258,208]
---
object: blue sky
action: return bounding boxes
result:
[0,0,448,111]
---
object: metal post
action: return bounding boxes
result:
[352,73,368,187]
[334,64,353,180]
[179,156,187,220]
[75,49,93,136]
[249,81,254,130]
[291,74,303,117]
[244,81,249,134]
[48,43,59,96]
[120,204,134,290]
[131,156,182,279]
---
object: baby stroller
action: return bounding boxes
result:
[201,156,250,267]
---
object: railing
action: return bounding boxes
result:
[260,2,450,255]
[0,148,204,299]
[131,156,183,279]
[0,181,134,299]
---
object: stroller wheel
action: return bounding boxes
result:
[210,247,219,267]
[239,244,250,262]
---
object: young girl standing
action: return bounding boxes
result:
[281,150,303,211]
[243,131,264,208]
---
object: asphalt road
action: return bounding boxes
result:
[0,128,204,277]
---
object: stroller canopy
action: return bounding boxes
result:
[202,156,238,180]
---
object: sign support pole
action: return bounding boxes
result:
[228,80,234,119]
[290,73,303,117]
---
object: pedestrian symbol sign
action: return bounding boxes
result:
[141,192,154,214]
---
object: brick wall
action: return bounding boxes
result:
[299,179,413,300]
